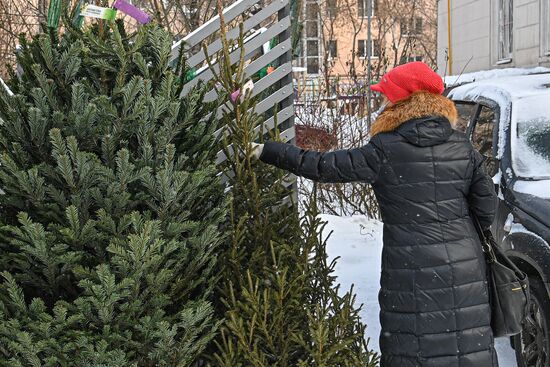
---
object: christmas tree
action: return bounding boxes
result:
[0,21,226,365]
[0,3,379,365]
[209,15,379,367]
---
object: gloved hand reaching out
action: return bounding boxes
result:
[251,142,264,160]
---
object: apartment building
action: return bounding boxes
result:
[438,0,550,75]
[298,0,437,80]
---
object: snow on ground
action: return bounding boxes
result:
[322,214,518,367]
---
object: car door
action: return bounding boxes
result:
[465,102,511,241]
[451,100,499,178]
[468,104,499,179]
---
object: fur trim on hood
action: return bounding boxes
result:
[371,91,458,137]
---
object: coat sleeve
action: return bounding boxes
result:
[259,139,382,184]
[467,150,497,229]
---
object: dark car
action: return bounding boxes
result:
[447,73,550,367]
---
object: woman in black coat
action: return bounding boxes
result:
[254,62,498,367]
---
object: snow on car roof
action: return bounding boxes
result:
[444,66,550,87]
[448,73,550,102]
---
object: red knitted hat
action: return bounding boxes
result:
[370,62,444,103]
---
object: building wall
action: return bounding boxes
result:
[300,0,438,82]
[437,0,491,75]
[514,0,548,66]
[327,19,372,77]
[438,0,550,75]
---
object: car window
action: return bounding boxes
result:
[472,106,498,177]
[453,102,476,132]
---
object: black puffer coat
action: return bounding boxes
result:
[260,92,498,367]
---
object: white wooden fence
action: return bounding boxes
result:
[170,0,296,167]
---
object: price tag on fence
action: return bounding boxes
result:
[113,0,151,24]
[81,4,117,20]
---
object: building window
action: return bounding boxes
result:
[327,0,337,18]
[358,0,377,18]
[358,39,379,58]
[307,58,319,74]
[328,40,338,58]
[307,40,319,56]
[306,40,319,73]
[304,0,321,74]
[358,40,366,57]
[306,21,318,37]
[415,17,423,34]
[372,40,380,57]
[406,55,423,63]
[400,54,423,64]
[306,2,319,19]
[497,0,513,61]
[401,17,424,36]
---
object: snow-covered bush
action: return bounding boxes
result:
[295,88,381,218]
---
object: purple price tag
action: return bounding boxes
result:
[113,0,151,24]
[230,89,240,103]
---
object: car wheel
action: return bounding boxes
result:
[513,277,550,367]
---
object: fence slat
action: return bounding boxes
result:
[249,62,292,96]
[253,82,293,116]
[185,0,288,69]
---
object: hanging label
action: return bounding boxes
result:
[81,4,117,20]
[113,0,151,24]
[242,80,254,96]
[184,67,196,82]
[262,41,270,55]
[230,80,255,103]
